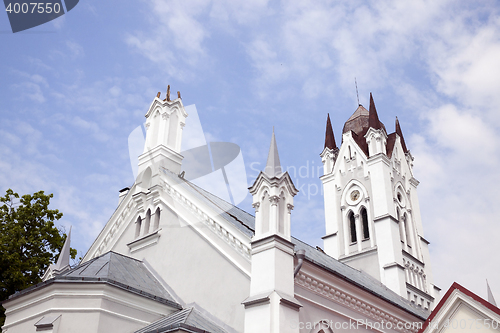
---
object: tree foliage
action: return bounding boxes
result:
[0,189,76,327]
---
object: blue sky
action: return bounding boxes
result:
[1,0,499,303]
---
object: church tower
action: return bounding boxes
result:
[320,93,440,310]
[244,131,301,333]
[136,86,187,189]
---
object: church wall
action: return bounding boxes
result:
[132,219,250,332]
[2,283,172,333]
[295,262,425,333]
[338,250,380,281]
[106,189,251,333]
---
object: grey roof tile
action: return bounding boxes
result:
[135,307,227,333]
[6,252,181,309]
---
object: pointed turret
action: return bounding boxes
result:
[245,130,301,333]
[368,93,383,130]
[41,227,72,281]
[264,129,282,177]
[395,117,408,153]
[487,280,497,306]
[138,85,188,176]
[54,227,71,271]
[324,114,337,149]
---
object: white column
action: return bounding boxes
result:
[355,213,362,253]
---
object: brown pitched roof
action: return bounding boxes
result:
[395,117,408,153]
[386,132,397,158]
[324,113,337,149]
[368,93,383,130]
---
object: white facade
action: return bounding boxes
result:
[321,95,440,310]
[2,90,462,333]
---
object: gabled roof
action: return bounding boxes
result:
[135,307,227,333]
[4,251,181,309]
[418,282,500,332]
[164,168,429,320]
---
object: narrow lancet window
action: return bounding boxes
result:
[154,207,160,230]
[404,214,411,247]
[144,209,151,235]
[135,216,142,238]
[349,211,357,243]
[361,207,369,239]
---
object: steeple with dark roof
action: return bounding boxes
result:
[395,117,408,153]
[324,114,337,150]
[368,93,383,131]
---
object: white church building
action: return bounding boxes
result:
[2,89,499,333]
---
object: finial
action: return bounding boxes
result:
[156,92,161,98]
[264,130,282,178]
[177,91,181,99]
[166,85,171,102]
[368,93,382,130]
[355,78,360,106]
[54,226,72,271]
[487,279,497,306]
[395,116,408,152]
[325,113,337,149]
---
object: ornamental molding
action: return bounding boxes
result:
[163,181,251,259]
[269,195,280,206]
[252,202,260,212]
[92,196,138,258]
[295,272,420,333]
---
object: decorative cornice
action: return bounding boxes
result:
[127,229,162,253]
[295,272,421,333]
[163,182,251,259]
[321,232,338,240]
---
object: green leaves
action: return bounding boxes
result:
[0,189,76,327]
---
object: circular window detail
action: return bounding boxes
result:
[351,190,360,201]
[347,189,363,205]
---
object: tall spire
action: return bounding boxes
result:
[368,93,382,130]
[54,226,71,271]
[325,113,337,149]
[395,117,408,152]
[487,280,497,307]
[264,129,282,177]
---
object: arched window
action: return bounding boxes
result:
[144,209,151,235]
[349,211,357,243]
[397,209,405,243]
[361,207,369,239]
[404,213,411,247]
[154,207,160,230]
[135,216,142,238]
[261,191,270,233]
[278,192,286,234]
